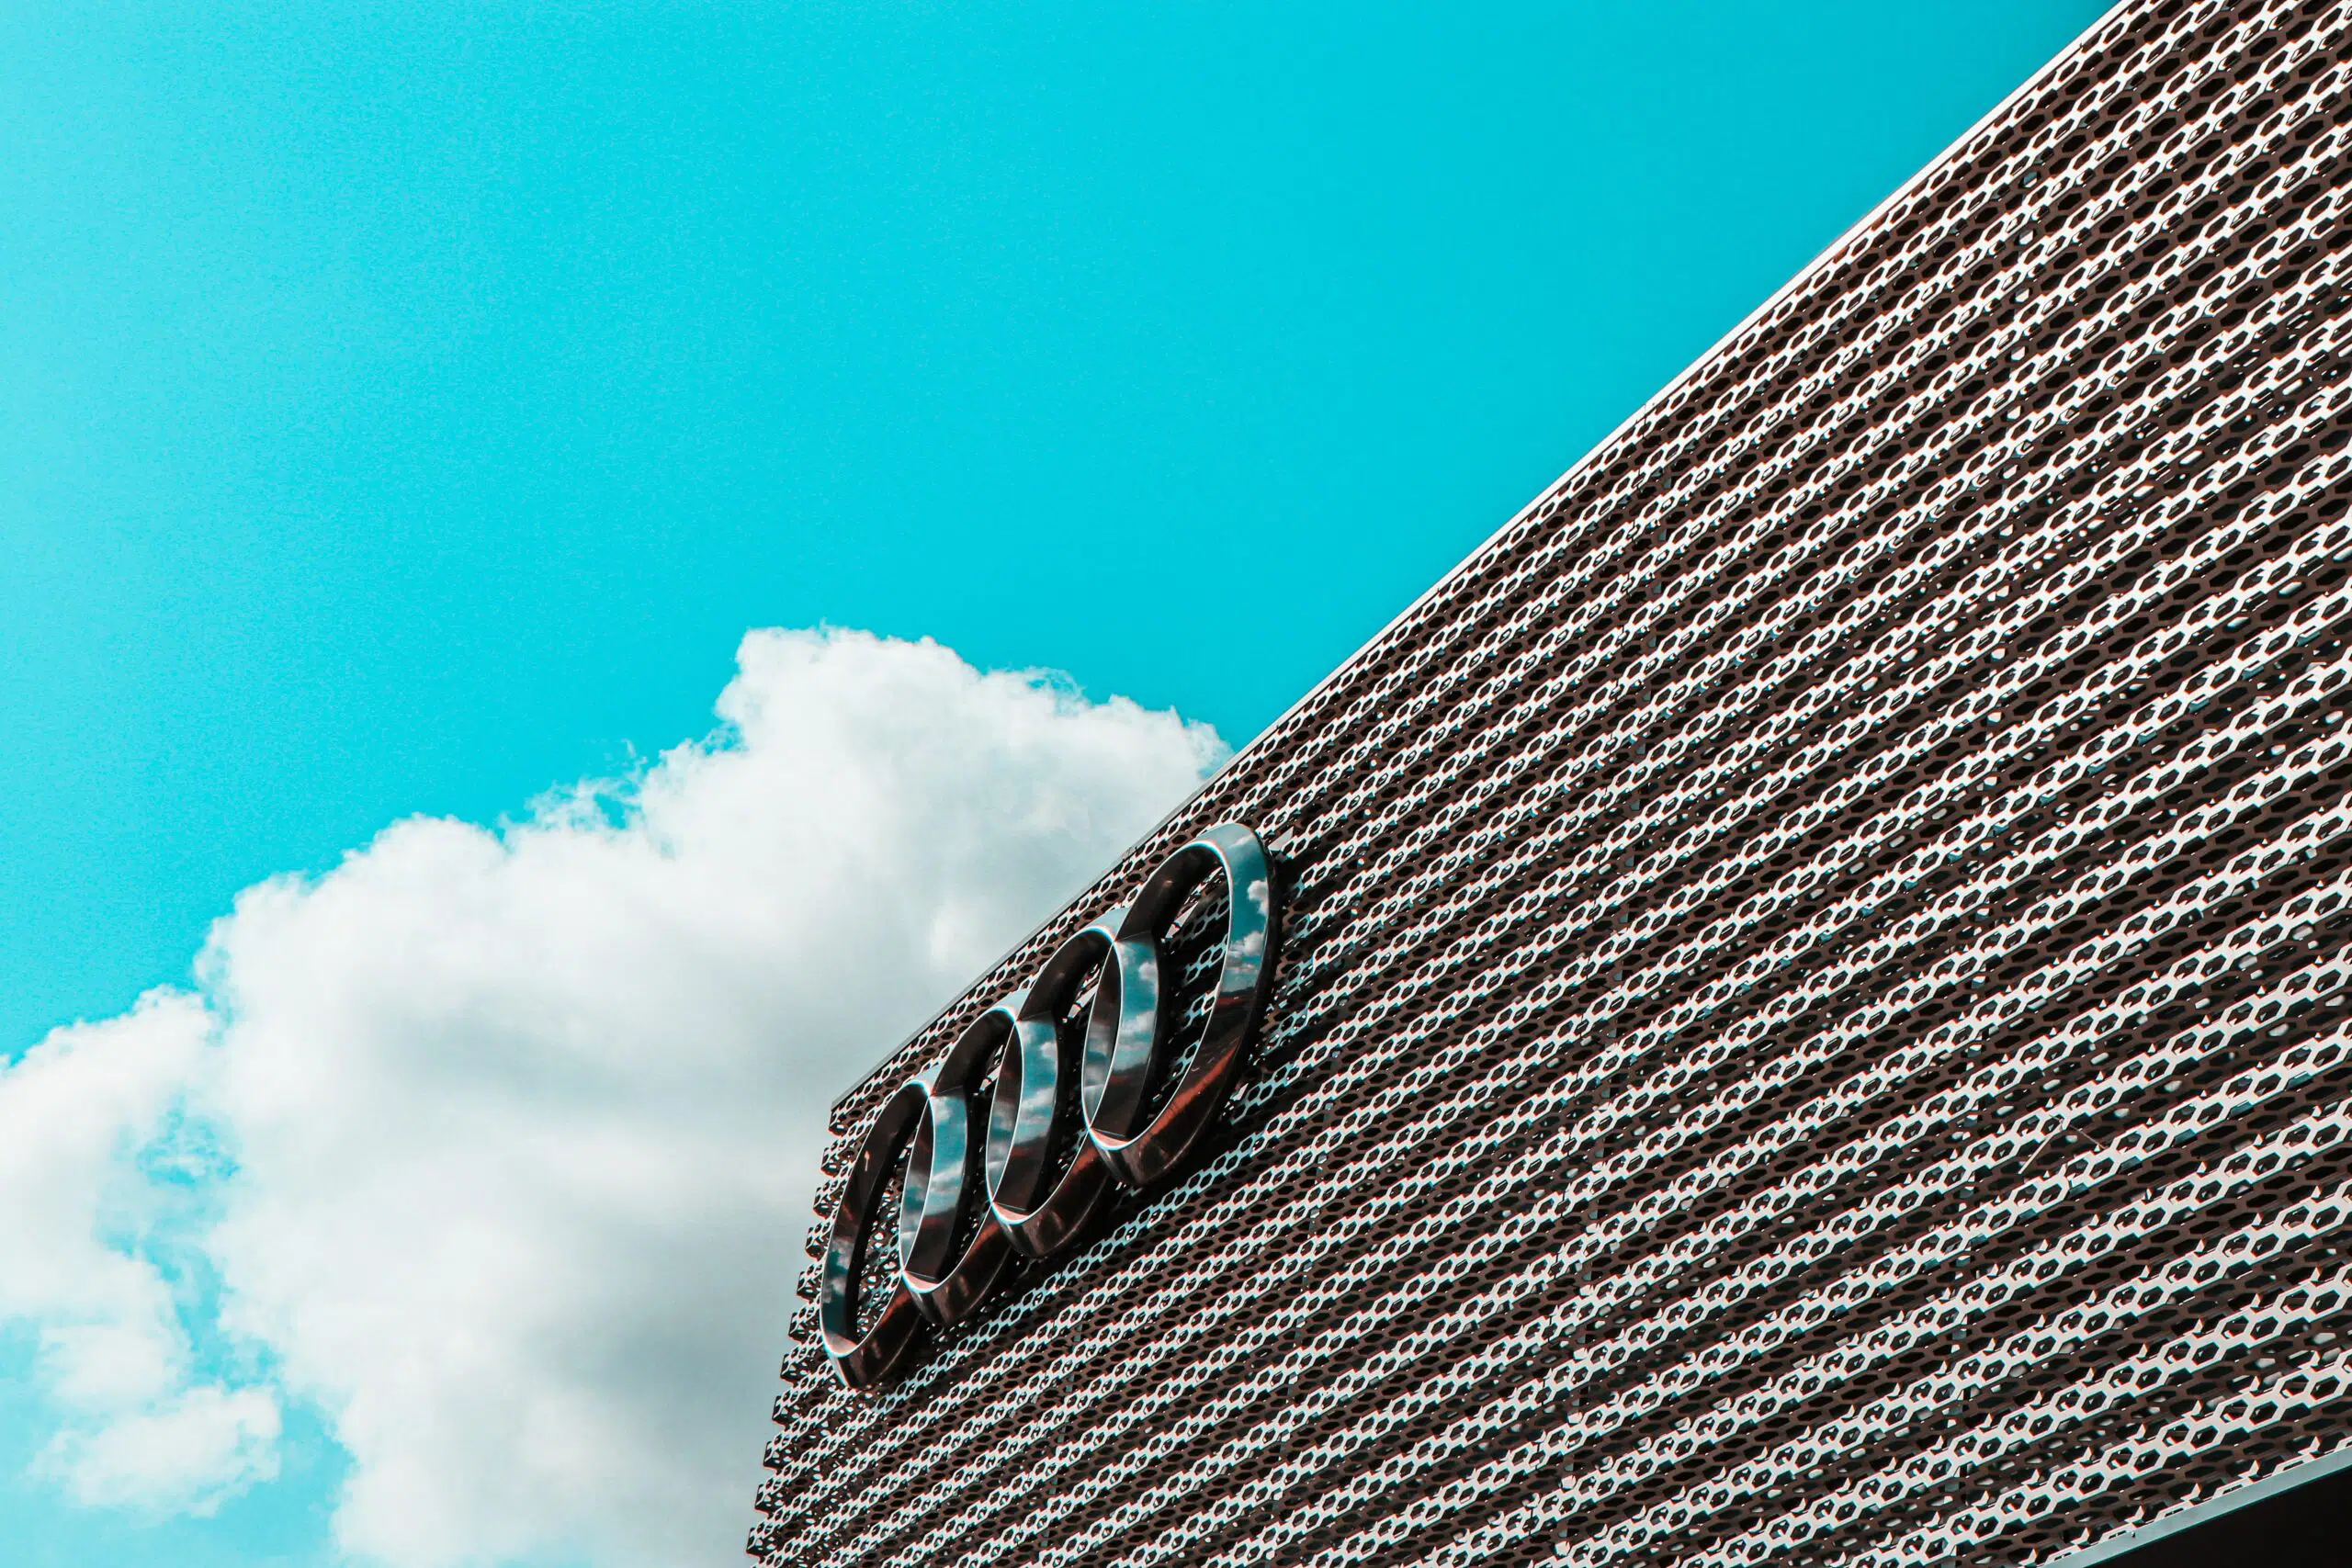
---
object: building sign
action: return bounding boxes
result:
[819,822,1279,1389]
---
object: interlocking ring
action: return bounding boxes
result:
[896,1007,1015,1326]
[819,821,1280,1390]
[988,925,1115,1259]
[814,1077,926,1389]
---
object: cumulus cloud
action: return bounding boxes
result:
[0,991,275,1514]
[39,1385,282,1514]
[0,628,1224,1566]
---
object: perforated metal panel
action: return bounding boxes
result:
[752,3,2352,1563]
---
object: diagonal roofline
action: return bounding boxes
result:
[831,0,2133,1117]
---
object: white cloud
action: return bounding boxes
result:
[0,993,204,1385]
[0,627,1224,1567]
[39,1384,282,1515]
[0,990,271,1515]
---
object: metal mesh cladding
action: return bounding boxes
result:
[754,3,2352,1563]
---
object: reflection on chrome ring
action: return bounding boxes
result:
[991,924,1115,1260]
[818,821,1281,1391]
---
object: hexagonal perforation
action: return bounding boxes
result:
[759,5,2352,1566]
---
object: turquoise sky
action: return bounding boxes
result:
[3,3,2107,1562]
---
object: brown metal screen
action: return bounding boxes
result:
[754,3,2352,1563]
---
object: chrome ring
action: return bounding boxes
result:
[988,931,1117,1259]
[895,1010,1015,1327]
[816,1077,928,1390]
[1083,822,1279,1189]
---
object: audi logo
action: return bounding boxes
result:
[820,822,1281,1390]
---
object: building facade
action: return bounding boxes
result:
[754,2,2352,1563]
